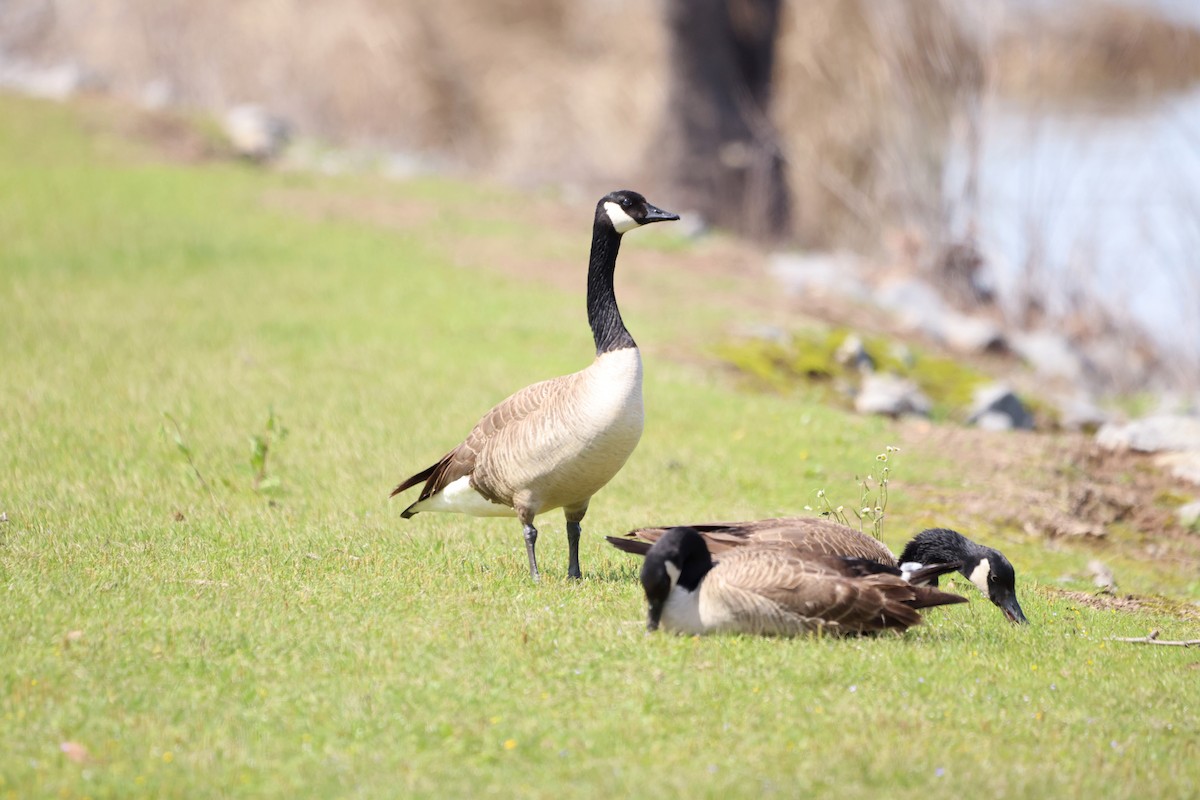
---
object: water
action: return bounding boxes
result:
[961,83,1200,372]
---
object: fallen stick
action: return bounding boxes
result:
[1110,630,1200,647]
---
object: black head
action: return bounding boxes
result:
[639,526,713,632]
[966,550,1028,625]
[597,190,680,235]
[899,528,1028,625]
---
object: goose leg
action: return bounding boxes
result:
[522,522,540,582]
[566,521,582,580]
[564,505,588,580]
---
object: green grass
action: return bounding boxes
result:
[2,94,1199,799]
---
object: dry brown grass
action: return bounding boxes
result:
[994,1,1200,108]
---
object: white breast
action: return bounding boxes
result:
[475,347,644,515]
[661,584,706,635]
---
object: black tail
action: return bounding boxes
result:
[605,536,653,557]
[391,462,437,499]
[907,585,969,610]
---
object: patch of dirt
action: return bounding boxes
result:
[1044,588,1200,622]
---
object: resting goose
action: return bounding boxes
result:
[609,517,1027,623]
[639,527,967,636]
[392,190,679,581]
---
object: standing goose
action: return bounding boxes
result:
[639,527,967,636]
[392,190,679,581]
[608,517,1028,623]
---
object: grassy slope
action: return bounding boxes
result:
[1,94,1198,799]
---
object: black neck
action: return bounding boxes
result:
[587,222,636,355]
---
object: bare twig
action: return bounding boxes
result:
[1110,630,1200,647]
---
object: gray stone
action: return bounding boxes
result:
[1087,559,1117,592]
[874,278,947,334]
[835,334,874,372]
[938,311,1007,354]
[1156,453,1200,486]
[729,323,789,346]
[968,384,1034,431]
[139,77,175,110]
[1096,415,1200,453]
[972,411,1018,432]
[854,373,931,418]
[223,104,291,162]
[1011,330,1086,384]
[768,252,869,301]
[0,59,105,100]
[1177,501,1200,527]
[1053,393,1110,432]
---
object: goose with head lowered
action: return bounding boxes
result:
[639,527,967,636]
[609,517,1027,623]
[392,190,679,581]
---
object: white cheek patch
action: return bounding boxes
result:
[664,561,681,588]
[969,558,992,595]
[604,201,640,233]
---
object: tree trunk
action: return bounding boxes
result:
[661,0,790,241]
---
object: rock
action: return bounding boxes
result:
[768,252,870,301]
[1087,559,1117,593]
[874,277,947,333]
[1151,392,1200,417]
[1011,330,1086,384]
[1079,337,1155,392]
[729,323,789,346]
[139,77,175,110]
[854,373,931,418]
[972,411,1016,432]
[1096,415,1200,453]
[0,59,105,100]
[1053,393,1110,432]
[873,279,1004,353]
[835,334,874,372]
[938,311,1007,354]
[1045,517,1107,539]
[1155,453,1200,486]
[1177,500,1200,527]
[222,104,291,162]
[967,384,1034,431]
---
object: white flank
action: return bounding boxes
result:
[410,475,516,518]
[603,201,640,234]
[968,558,991,594]
[899,561,927,584]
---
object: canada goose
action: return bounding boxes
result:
[391,190,679,581]
[609,518,1028,623]
[897,527,1027,624]
[639,527,967,636]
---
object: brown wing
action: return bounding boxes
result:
[626,517,898,563]
[391,376,563,511]
[708,548,963,636]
